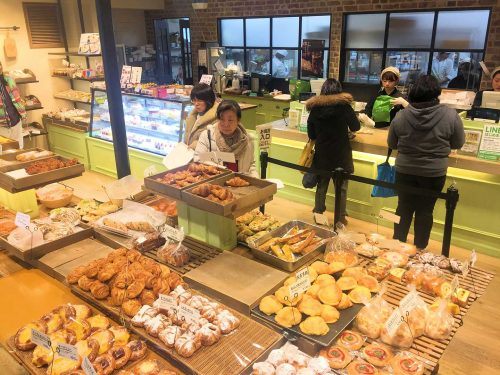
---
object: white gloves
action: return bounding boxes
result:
[391,97,409,108]
[358,113,375,128]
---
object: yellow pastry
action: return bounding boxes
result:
[46,356,81,375]
[336,293,354,310]
[109,325,130,346]
[42,313,63,334]
[310,261,331,275]
[318,284,342,306]
[342,266,367,281]
[306,284,321,299]
[430,299,460,315]
[14,321,47,351]
[275,307,302,328]
[358,275,380,293]
[89,329,114,355]
[275,286,303,306]
[64,319,91,341]
[86,315,110,331]
[297,295,323,316]
[299,316,329,336]
[337,276,358,291]
[307,266,318,282]
[321,305,340,323]
[328,261,346,274]
[31,331,68,367]
[283,276,296,286]
[314,274,336,287]
[259,295,283,316]
[75,338,100,363]
[73,304,92,321]
[348,286,372,304]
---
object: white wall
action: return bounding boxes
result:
[112,9,148,47]
[0,0,70,124]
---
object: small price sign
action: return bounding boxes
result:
[163,225,184,242]
[56,343,78,361]
[31,328,51,350]
[462,261,470,278]
[399,290,425,315]
[199,74,213,85]
[157,294,177,311]
[469,250,477,267]
[178,303,200,323]
[451,275,460,294]
[385,308,404,337]
[256,124,272,150]
[82,356,97,375]
[288,277,310,298]
[15,212,30,228]
[295,267,310,283]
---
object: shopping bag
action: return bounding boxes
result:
[371,150,396,197]
[371,95,393,123]
[302,172,318,188]
[298,139,315,174]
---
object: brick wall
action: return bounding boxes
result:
[145,0,500,89]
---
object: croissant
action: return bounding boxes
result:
[192,183,211,197]
[225,176,250,187]
[90,281,110,300]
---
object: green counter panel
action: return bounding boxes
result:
[222,95,290,127]
[265,136,500,258]
[46,124,90,168]
[86,137,165,179]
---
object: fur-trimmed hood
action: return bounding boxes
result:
[306,93,353,111]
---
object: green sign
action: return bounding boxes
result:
[478,124,500,161]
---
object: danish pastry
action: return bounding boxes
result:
[85,259,106,278]
[197,323,221,346]
[127,279,146,299]
[175,333,201,358]
[320,345,352,369]
[362,344,394,367]
[89,329,115,355]
[275,363,296,375]
[110,326,130,346]
[86,315,110,331]
[215,309,240,334]
[127,339,148,361]
[337,330,364,351]
[46,356,81,375]
[346,359,379,375]
[390,352,424,375]
[32,330,68,367]
[252,362,276,375]
[144,314,171,338]
[78,275,95,291]
[133,359,161,375]
[75,338,100,362]
[67,265,87,284]
[109,345,132,369]
[65,319,91,341]
[122,299,142,317]
[98,263,118,282]
[92,353,116,375]
[109,286,128,307]
[15,321,47,351]
[73,304,92,321]
[140,289,156,306]
[90,281,110,300]
[159,325,183,348]
[113,271,135,289]
[41,313,63,334]
[153,277,171,297]
[132,305,159,327]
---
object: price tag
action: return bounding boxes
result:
[144,165,157,177]
[451,275,460,293]
[469,250,477,267]
[31,328,51,350]
[295,267,310,282]
[15,212,31,228]
[163,225,184,242]
[462,261,470,278]
[378,210,401,224]
[157,294,177,311]
[82,356,97,375]
[56,343,78,361]
[178,303,200,323]
[199,74,213,85]
[288,277,310,298]
[399,290,425,315]
[256,124,272,150]
[384,308,404,337]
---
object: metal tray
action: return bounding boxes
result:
[0,224,93,261]
[144,162,231,200]
[182,173,277,218]
[248,220,334,272]
[251,300,363,348]
[0,156,85,193]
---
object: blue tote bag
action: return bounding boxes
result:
[371,149,396,198]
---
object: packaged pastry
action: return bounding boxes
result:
[362,343,394,367]
[347,359,379,375]
[157,241,191,267]
[424,299,454,340]
[380,321,413,349]
[355,286,393,339]
[319,345,352,369]
[390,351,424,375]
[336,330,365,351]
[379,251,409,268]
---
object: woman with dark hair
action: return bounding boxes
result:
[306,78,360,225]
[364,67,408,128]
[194,100,257,177]
[473,66,500,107]
[388,74,465,250]
[185,83,219,149]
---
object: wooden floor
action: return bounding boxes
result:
[0,171,498,375]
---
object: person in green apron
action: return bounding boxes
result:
[364,67,408,128]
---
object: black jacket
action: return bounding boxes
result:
[364,87,404,128]
[306,93,360,174]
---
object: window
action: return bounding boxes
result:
[23,2,65,48]
[341,9,490,90]
[219,15,331,79]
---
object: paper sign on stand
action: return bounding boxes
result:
[178,303,200,323]
[15,212,30,228]
[82,356,97,375]
[157,294,177,311]
[31,329,51,350]
[162,143,194,170]
[295,267,310,283]
[56,343,78,361]
[288,276,310,298]
[469,250,477,267]
[256,124,272,150]
[199,74,213,85]
[163,225,184,242]
[385,308,404,336]
[399,290,425,315]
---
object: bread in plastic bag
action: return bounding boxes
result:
[157,240,190,267]
[355,284,393,339]
[7,224,44,250]
[380,320,414,349]
[425,299,454,340]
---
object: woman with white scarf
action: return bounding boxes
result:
[195,100,257,177]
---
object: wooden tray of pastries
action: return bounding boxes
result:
[0,155,84,193]
[6,300,179,375]
[144,162,231,200]
[181,173,277,218]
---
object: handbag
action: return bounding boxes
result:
[302,172,318,189]
[298,139,315,174]
[371,95,393,123]
[371,149,396,198]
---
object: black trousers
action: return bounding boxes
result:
[393,171,446,249]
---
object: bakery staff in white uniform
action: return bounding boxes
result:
[272,50,290,78]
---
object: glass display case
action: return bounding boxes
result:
[90,89,192,156]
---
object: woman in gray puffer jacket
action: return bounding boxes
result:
[388,75,465,250]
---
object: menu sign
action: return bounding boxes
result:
[478,124,500,161]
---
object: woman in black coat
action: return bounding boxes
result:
[306,78,360,225]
